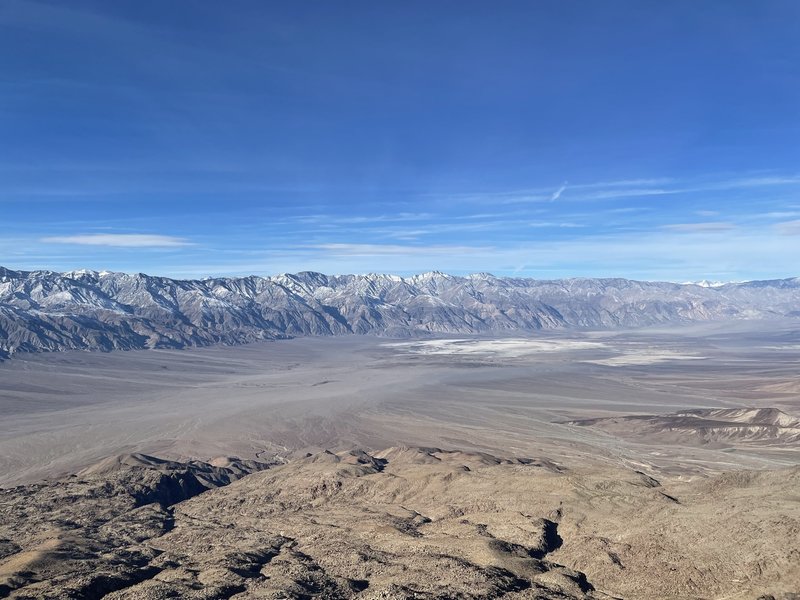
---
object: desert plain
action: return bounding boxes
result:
[1,321,799,599]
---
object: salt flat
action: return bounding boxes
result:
[384,338,607,356]
[582,350,707,366]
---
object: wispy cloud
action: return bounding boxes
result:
[662,222,736,232]
[289,212,434,225]
[568,178,676,189]
[575,188,676,201]
[529,221,583,228]
[160,225,800,281]
[13,208,783,283]
[764,211,800,219]
[550,183,568,202]
[717,175,800,188]
[308,243,493,256]
[775,220,800,235]
[41,234,192,247]
[606,206,650,214]
[441,173,800,206]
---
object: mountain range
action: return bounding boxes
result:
[1,266,799,358]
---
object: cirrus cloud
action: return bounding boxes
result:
[662,222,736,232]
[775,220,800,235]
[41,234,192,247]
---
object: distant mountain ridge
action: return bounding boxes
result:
[1,266,799,357]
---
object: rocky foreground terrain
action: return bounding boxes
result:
[1,447,798,600]
[2,267,800,357]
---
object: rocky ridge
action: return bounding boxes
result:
[0,453,276,598]
[570,407,800,447]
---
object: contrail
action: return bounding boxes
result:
[550,182,568,202]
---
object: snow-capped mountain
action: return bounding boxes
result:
[1,266,798,357]
[682,279,730,288]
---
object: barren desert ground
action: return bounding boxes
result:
[2,323,800,599]
[2,321,799,485]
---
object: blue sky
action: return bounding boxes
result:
[2,0,799,281]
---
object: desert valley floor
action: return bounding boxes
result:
[1,322,799,599]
